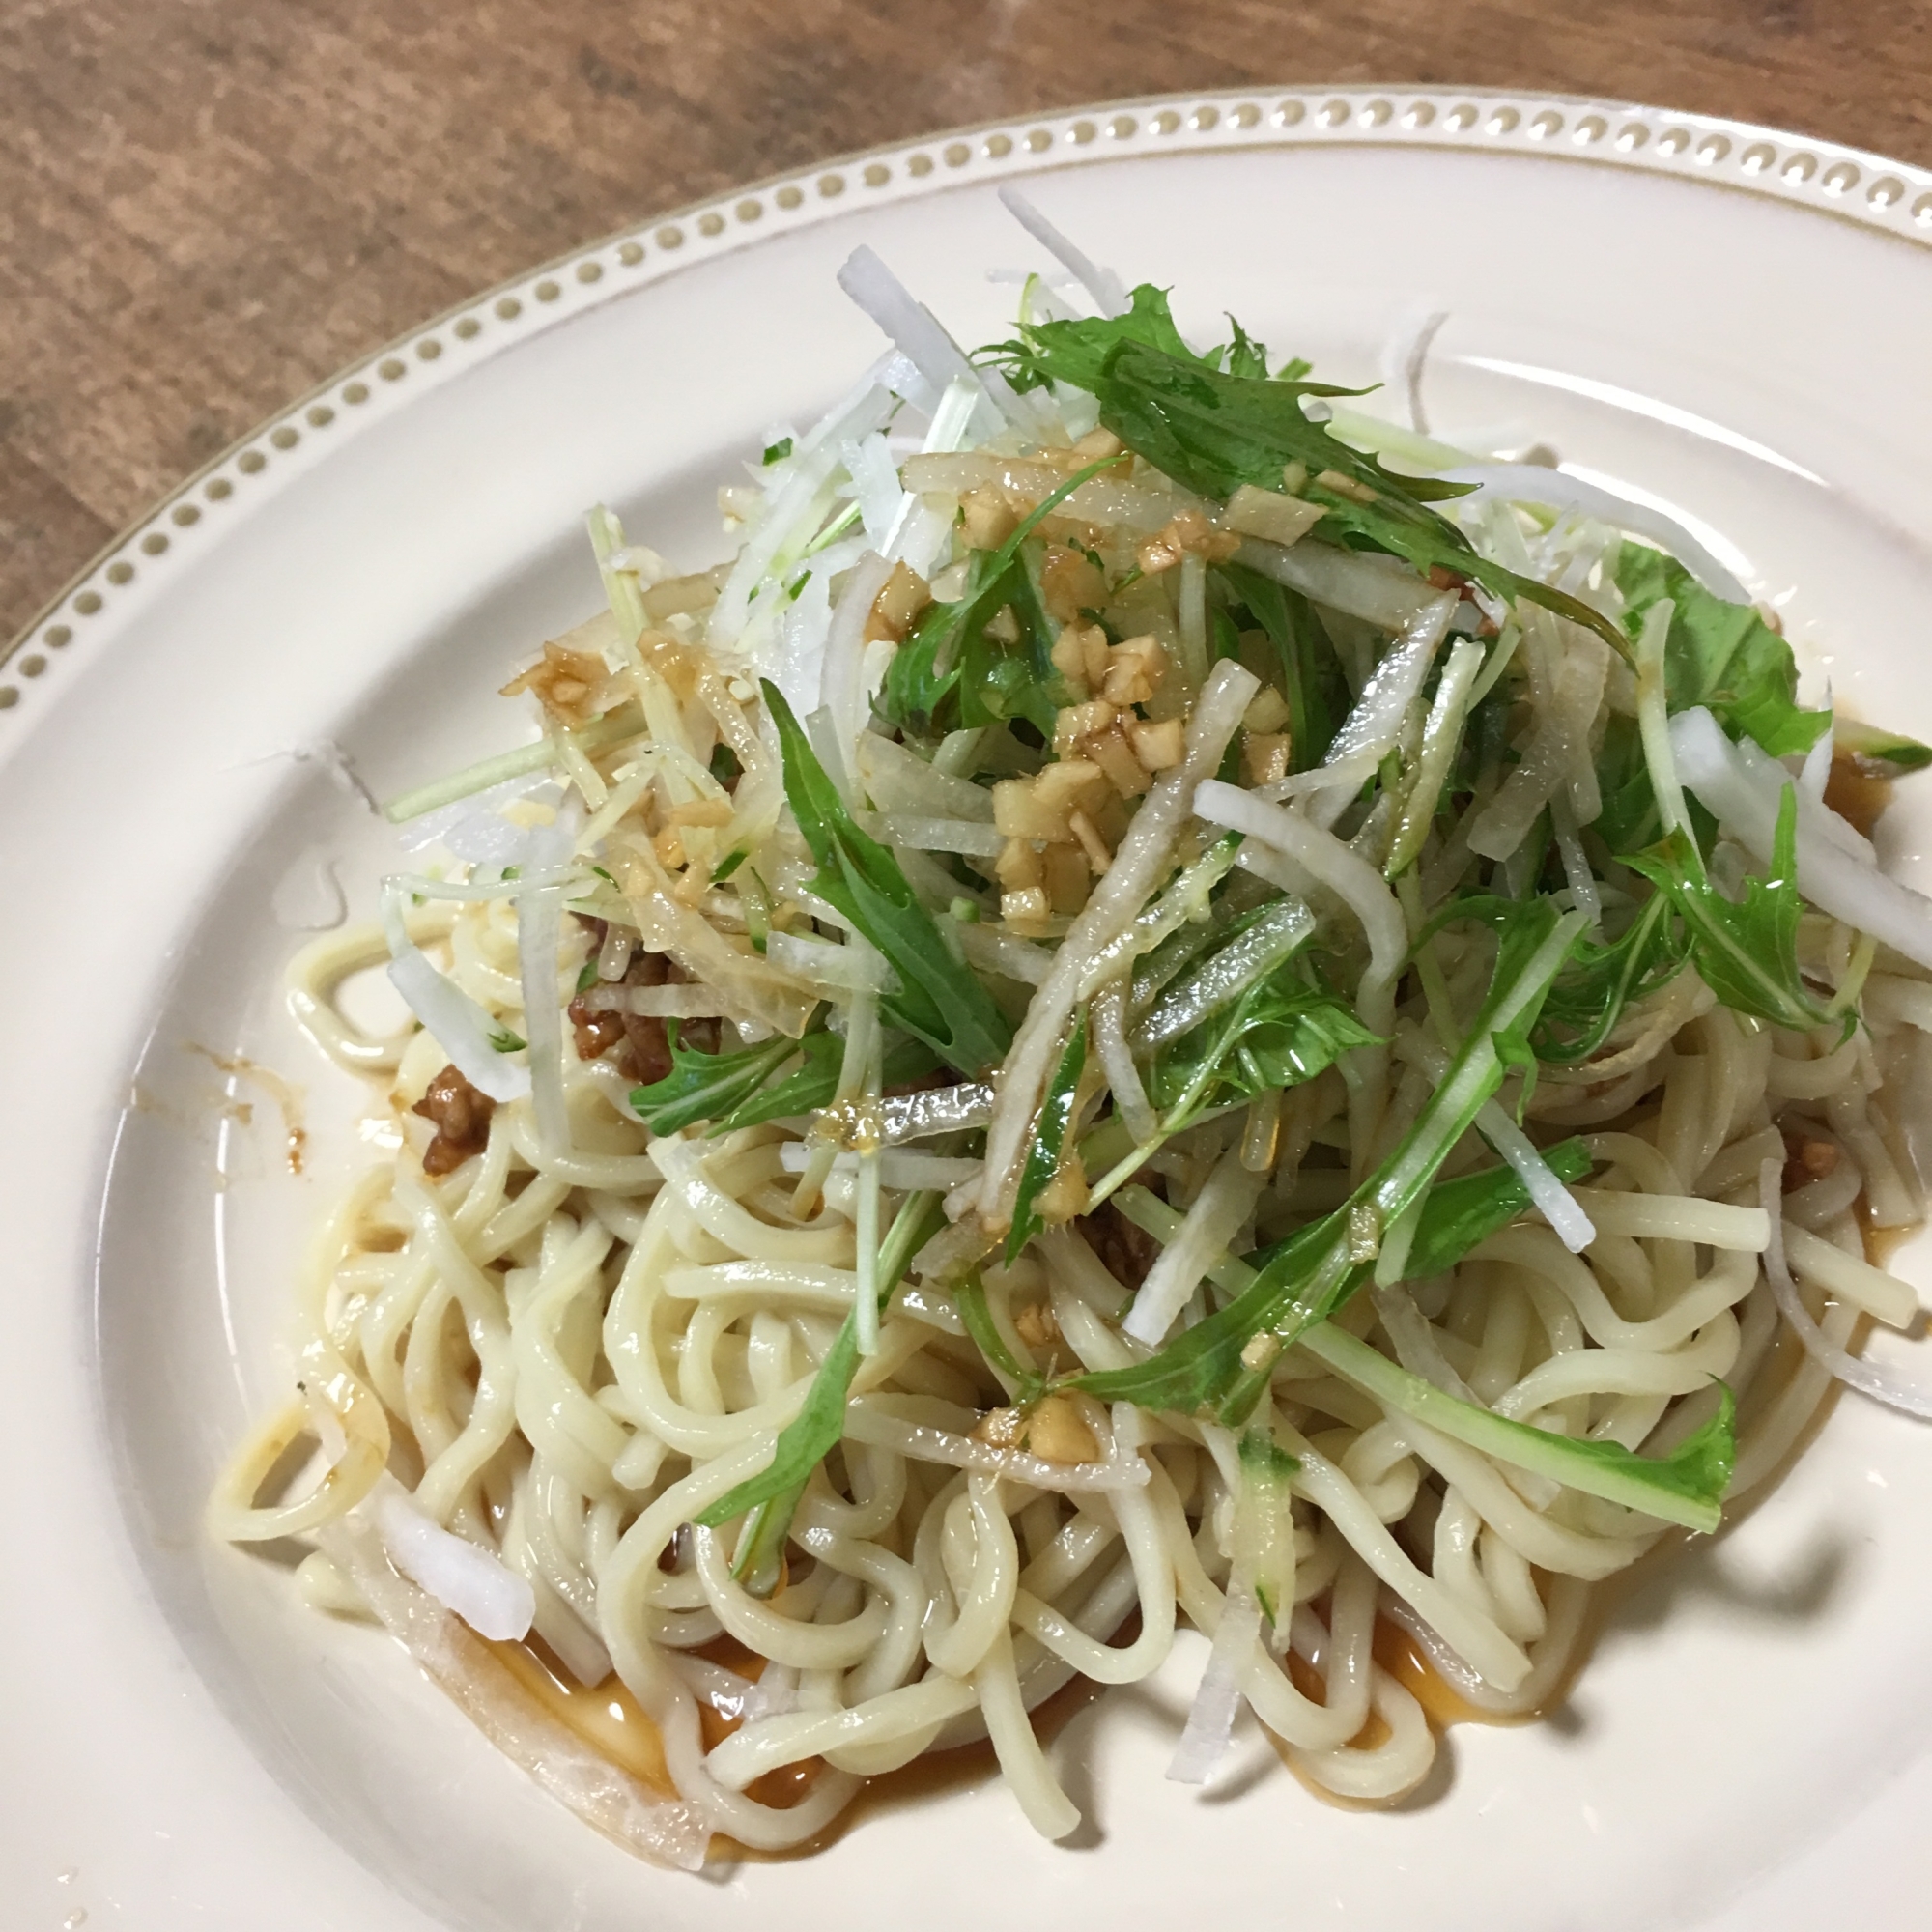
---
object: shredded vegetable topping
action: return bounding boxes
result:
[214,210,1932,1861]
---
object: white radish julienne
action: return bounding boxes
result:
[375,1488,536,1642]
[764,929,901,997]
[818,550,895,802]
[708,369,897,649]
[518,859,571,1157]
[1759,1160,1932,1419]
[1123,1147,1266,1345]
[1167,1578,1263,1785]
[381,886,530,1104]
[1092,977,1158,1147]
[1670,708,1932,972]
[976,661,1260,1223]
[878,814,1007,858]
[837,245,1036,437]
[1440,465,1750,604]
[1234,536,1445,634]
[997,185,1129,318]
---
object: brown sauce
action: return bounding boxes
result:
[490,1634,674,1795]
[1370,1616,1493,1731]
[188,1042,309,1174]
[486,1621,1110,1861]
[1823,745,1894,842]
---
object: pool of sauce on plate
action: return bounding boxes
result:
[488,1626,1109,1860]
[1823,745,1893,841]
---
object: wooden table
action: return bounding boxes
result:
[4,0,1929,653]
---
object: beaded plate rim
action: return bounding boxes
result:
[6,81,1929,717]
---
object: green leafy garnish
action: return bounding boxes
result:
[696,1191,947,1591]
[630,1025,811,1136]
[629,1017,941,1137]
[997,284,1349,402]
[762,436,794,465]
[575,960,600,995]
[1618,545,1828,759]
[763,682,1014,1077]
[487,1028,526,1053]
[1006,1012,1087,1264]
[1529,895,1685,1064]
[712,846,748,883]
[1002,289,1630,657]
[1300,1325,1735,1533]
[1147,962,1381,1122]
[1073,899,1586,1421]
[1626,786,1838,1033]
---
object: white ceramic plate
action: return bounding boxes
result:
[9,85,1932,1932]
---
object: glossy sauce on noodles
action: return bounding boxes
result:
[491,1624,1111,1856]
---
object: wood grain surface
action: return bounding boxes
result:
[4,0,1929,653]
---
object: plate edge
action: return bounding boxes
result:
[4,80,1927,720]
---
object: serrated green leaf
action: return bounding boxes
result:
[696,1190,947,1589]
[1005,308,1631,657]
[628,1023,812,1137]
[764,683,1013,1076]
[1617,544,1829,760]
[1072,900,1585,1418]
[1625,785,1836,1033]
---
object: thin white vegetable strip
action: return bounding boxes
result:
[1759,1161,1932,1418]
[977,660,1257,1222]
[1123,1148,1264,1345]
[1673,707,1932,970]
[1442,465,1750,603]
[380,886,529,1103]
[998,185,1129,317]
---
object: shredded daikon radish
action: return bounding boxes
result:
[998,185,1129,318]
[1673,708,1932,970]
[1234,536,1444,631]
[1760,1161,1932,1418]
[1443,465,1750,603]
[1124,1148,1265,1345]
[376,1487,536,1642]
[977,661,1257,1223]
[380,886,529,1103]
